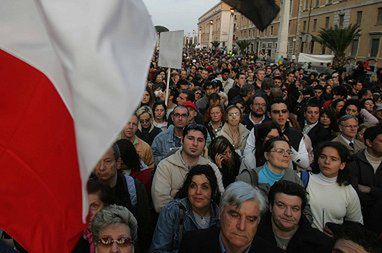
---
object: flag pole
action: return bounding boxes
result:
[165,67,171,106]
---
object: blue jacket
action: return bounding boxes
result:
[151,198,219,253]
[152,125,181,166]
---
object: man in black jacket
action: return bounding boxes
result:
[257,180,333,252]
[179,181,283,253]
[349,124,382,234]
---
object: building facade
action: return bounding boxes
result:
[233,0,382,66]
[197,2,234,48]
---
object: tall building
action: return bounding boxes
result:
[197,2,234,48]
[233,0,382,66]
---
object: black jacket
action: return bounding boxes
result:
[300,121,332,149]
[179,227,283,253]
[257,212,333,253]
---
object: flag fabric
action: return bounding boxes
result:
[222,0,280,31]
[0,0,156,252]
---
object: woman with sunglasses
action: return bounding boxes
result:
[151,165,220,253]
[135,106,162,145]
[307,141,363,232]
[217,105,249,156]
[91,205,137,253]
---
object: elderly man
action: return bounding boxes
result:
[332,115,365,155]
[257,180,333,252]
[151,124,224,212]
[179,181,282,253]
[152,105,189,166]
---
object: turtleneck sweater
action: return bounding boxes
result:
[258,163,285,186]
[307,172,363,232]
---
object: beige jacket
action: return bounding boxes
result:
[218,123,249,156]
[151,148,224,213]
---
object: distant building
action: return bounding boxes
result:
[233,0,382,66]
[197,2,234,48]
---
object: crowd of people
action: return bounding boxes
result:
[1,48,382,253]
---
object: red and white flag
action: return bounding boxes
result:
[0,0,156,252]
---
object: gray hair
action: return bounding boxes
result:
[220,181,267,215]
[339,115,358,125]
[91,204,138,243]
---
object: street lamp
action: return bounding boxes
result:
[209,20,213,48]
[227,8,235,52]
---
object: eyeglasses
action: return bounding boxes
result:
[254,103,266,107]
[97,237,133,247]
[341,125,358,129]
[173,113,189,118]
[271,109,288,114]
[270,148,293,156]
[228,112,240,117]
[139,118,151,124]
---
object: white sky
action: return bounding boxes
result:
[142,0,220,34]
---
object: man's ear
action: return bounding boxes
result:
[365,139,372,148]
[116,158,122,170]
[264,152,269,161]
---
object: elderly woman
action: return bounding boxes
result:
[237,137,303,194]
[135,106,162,145]
[151,165,220,252]
[204,104,225,139]
[217,105,249,156]
[91,205,137,253]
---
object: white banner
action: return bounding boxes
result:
[158,30,184,69]
[298,53,334,63]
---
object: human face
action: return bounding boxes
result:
[256,70,265,82]
[227,108,241,127]
[96,223,133,253]
[201,70,209,80]
[318,147,345,178]
[364,100,375,112]
[339,118,358,139]
[195,90,203,101]
[155,75,163,83]
[181,70,188,80]
[205,86,217,96]
[273,79,282,88]
[154,105,165,120]
[237,74,246,87]
[304,106,320,124]
[265,141,291,170]
[287,73,295,83]
[314,89,323,98]
[95,148,118,185]
[345,105,359,116]
[222,72,229,81]
[332,239,368,253]
[220,200,261,252]
[176,93,188,105]
[123,116,138,139]
[210,106,223,123]
[141,91,150,104]
[88,193,104,222]
[138,112,151,130]
[320,113,331,127]
[270,193,302,232]
[270,103,289,128]
[188,174,212,212]
[182,130,206,158]
[335,101,345,113]
[172,107,189,129]
[369,134,382,156]
[251,97,267,116]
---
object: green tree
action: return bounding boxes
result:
[312,24,360,70]
[236,40,251,54]
[211,41,220,49]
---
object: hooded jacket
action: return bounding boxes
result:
[151,148,224,212]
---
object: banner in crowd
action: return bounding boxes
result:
[298,53,334,63]
[0,0,156,252]
[158,30,184,69]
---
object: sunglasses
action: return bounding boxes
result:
[271,109,288,114]
[97,237,133,247]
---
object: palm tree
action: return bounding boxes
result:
[211,41,220,49]
[312,24,360,70]
[236,40,251,55]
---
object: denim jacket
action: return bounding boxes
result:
[152,125,181,166]
[151,198,219,253]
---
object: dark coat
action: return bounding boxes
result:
[257,212,333,253]
[228,84,241,102]
[243,113,271,131]
[179,227,283,253]
[300,121,332,149]
[136,126,162,145]
[349,150,382,233]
